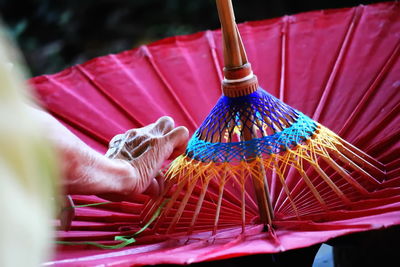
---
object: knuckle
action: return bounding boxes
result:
[120,148,134,160]
[109,134,125,145]
[127,134,149,146]
[125,128,138,138]
[159,116,174,128]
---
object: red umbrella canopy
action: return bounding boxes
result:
[30,2,400,266]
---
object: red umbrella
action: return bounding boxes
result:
[31,1,399,266]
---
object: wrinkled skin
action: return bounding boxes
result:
[104,116,189,197]
[33,108,189,197]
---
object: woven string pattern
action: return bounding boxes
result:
[196,89,298,142]
[185,89,317,163]
[150,88,385,236]
[187,113,316,162]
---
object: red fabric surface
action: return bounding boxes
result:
[31,2,400,266]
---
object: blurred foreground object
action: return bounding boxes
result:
[0,27,58,266]
[29,2,399,266]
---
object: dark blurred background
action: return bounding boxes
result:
[0,0,388,76]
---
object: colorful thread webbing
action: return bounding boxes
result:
[186,113,317,162]
[195,89,297,143]
[148,83,384,235]
[184,88,317,163]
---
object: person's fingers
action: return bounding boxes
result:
[102,120,187,197]
[98,174,164,201]
[124,128,138,139]
[152,116,175,135]
[155,172,165,194]
[142,171,165,197]
[129,139,152,158]
[125,135,149,150]
[109,133,125,144]
[142,178,160,197]
[105,133,126,158]
[163,126,189,159]
[163,126,189,147]
[119,146,134,160]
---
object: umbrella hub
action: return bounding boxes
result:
[222,63,258,97]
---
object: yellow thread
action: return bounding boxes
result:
[152,126,352,232]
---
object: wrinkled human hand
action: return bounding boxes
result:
[105,116,189,196]
[32,107,188,197]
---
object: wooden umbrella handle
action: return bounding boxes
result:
[216,0,248,68]
[216,0,258,97]
[216,1,272,225]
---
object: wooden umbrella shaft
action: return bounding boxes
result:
[216,0,258,97]
[241,124,274,225]
[216,0,244,68]
[216,0,274,225]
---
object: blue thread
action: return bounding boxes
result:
[195,89,298,143]
[184,88,318,163]
[186,113,316,163]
